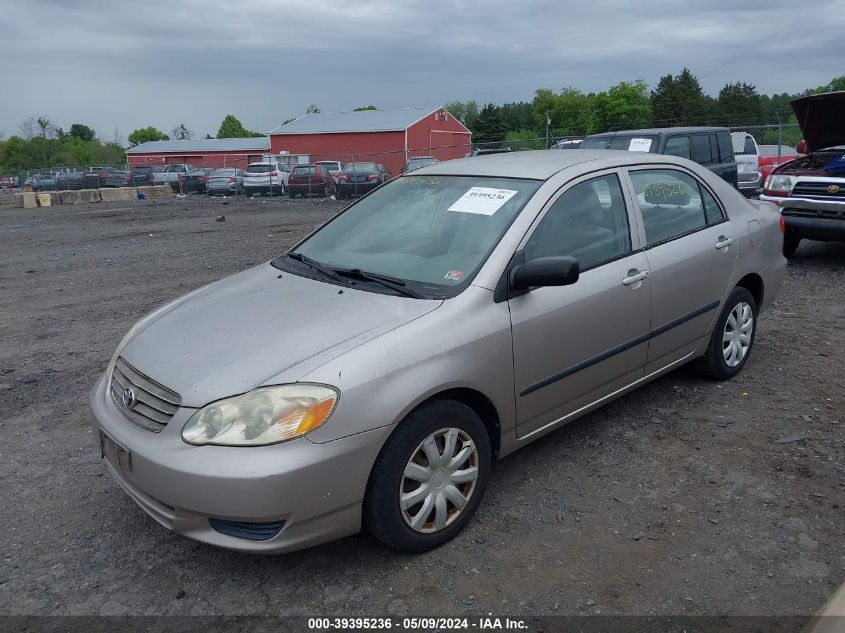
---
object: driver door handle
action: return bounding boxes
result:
[715,236,734,249]
[622,270,649,286]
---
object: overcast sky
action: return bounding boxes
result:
[1,0,843,141]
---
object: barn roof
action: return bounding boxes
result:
[126,137,270,154]
[269,107,457,135]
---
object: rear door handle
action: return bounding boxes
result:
[622,270,649,286]
[715,236,734,249]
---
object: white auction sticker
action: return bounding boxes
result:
[448,187,518,215]
[628,137,652,152]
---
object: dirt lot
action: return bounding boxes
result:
[0,192,843,618]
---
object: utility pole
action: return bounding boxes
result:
[545,112,551,149]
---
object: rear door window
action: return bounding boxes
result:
[691,135,713,164]
[717,132,734,163]
[664,136,690,160]
[629,169,708,246]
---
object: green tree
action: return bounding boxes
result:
[306,104,321,114]
[715,82,763,124]
[216,114,263,138]
[650,67,711,126]
[445,100,480,131]
[353,105,377,111]
[68,123,96,142]
[127,127,169,147]
[533,88,593,136]
[500,102,533,133]
[590,80,652,133]
[472,103,507,144]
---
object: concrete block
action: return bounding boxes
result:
[137,185,174,199]
[99,187,136,202]
[16,192,37,209]
[60,189,101,204]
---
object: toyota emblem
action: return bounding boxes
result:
[122,387,136,408]
[827,184,840,194]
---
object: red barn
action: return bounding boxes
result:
[126,138,271,170]
[268,106,472,176]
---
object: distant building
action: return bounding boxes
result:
[269,106,472,176]
[126,138,271,170]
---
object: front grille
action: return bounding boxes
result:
[782,207,845,220]
[110,357,181,432]
[791,181,845,200]
[208,518,285,541]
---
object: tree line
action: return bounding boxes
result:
[448,70,845,144]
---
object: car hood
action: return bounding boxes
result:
[791,91,845,153]
[120,263,441,407]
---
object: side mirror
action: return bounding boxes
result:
[796,139,807,155]
[511,256,580,290]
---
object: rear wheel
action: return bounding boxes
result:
[365,400,491,553]
[783,234,801,258]
[696,287,757,380]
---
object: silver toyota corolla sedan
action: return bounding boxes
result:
[90,150,786,553]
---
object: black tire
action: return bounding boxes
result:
[364,399,491,553]
[783,234,801,258]
[696,287,757,380]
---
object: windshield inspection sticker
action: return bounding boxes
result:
[628,138,653,152]
[448,187,518,215]
[444,270,465,281]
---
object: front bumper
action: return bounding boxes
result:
[89,374,392,553]
[761,195,845,242]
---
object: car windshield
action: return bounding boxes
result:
[316,162,341,169]
[275,175,541,298]
[736,136,757,155]
[293,166,317,175]
[247,164,273,173]
[343,163,377,173]
[211,169,236,177]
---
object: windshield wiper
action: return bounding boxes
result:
[285,252,346,283]
[332,268,426,299]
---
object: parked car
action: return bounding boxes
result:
[243,161,290,196]
[32,172,57,191]
[731,132,761,195]
[581,127,738,188]
[82,166,125,189]
[129,165,164,186]
[336,162,389,199]
[287,164,336,197]
[0,176,19,191]
[760,90,845,257]
[91,149,785,554]
[152,164,194,190]
[56,170,83,191]
[757,144,800,185]
[180,168,215,194]
[207,168,244,196]
[552,139,583,149]
[314,160,344,184]
[401,156,439,173]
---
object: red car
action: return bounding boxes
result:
[287,164,336,198]
[758,144,800,185]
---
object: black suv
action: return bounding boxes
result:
[581,127,738,188]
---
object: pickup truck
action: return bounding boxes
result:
[760,90,845,257]
[153,164,194,190]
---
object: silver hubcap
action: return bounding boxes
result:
[400,428,479,533]
[722,301,753,367]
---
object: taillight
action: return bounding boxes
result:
[98,172,107,178]
[367,174,379,181]
[227,177,235,183]
[779,215,785,233]
[270,171,278,176]
[200,176,208,182]
[339,174,349,182]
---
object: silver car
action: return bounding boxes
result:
[90,150,786,554]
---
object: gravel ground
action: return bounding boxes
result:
[0,193,843,618]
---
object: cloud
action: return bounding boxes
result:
[1,0,843,138]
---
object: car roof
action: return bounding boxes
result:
[586,127,729,138]
[412,149,710,180]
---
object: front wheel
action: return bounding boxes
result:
[365,400,491,553]
[783,234,801,258]
[696,287,757,380]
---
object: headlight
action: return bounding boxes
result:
[181,384,339,447]
[764,174,796,194]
